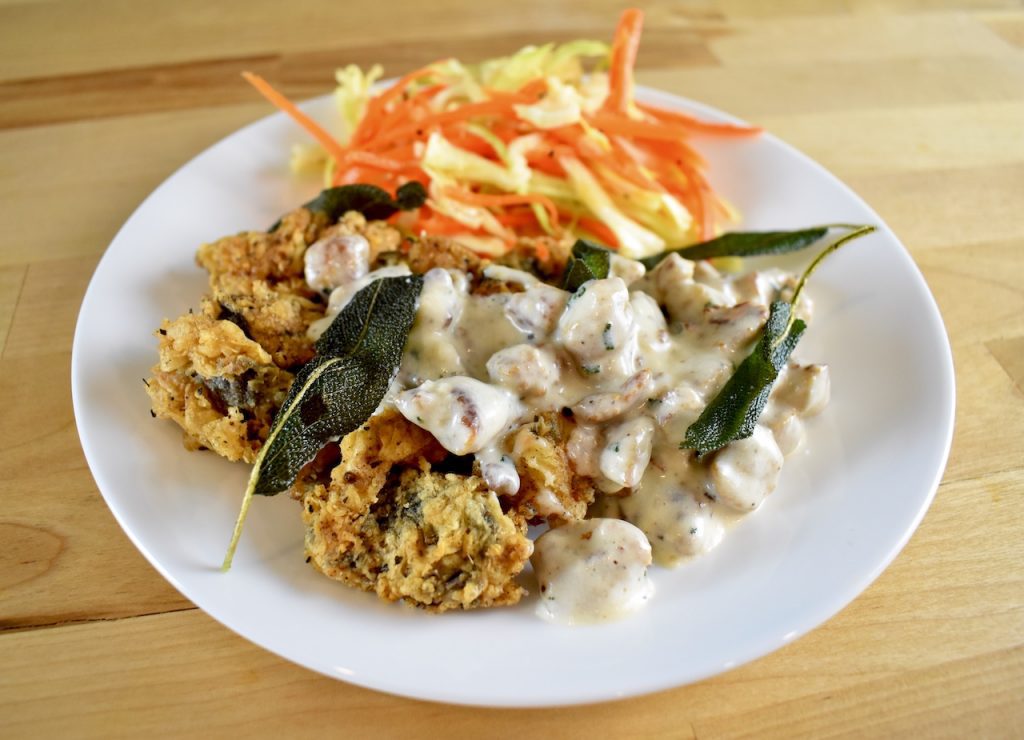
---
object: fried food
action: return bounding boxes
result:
[203,274,323,369]
[404,235,484,276]
[300,411,531,611]
[150,208,606,614]
[330,210,404,263]
[146,314,292,462]
[507,413,596,525]
[196,207,326,284]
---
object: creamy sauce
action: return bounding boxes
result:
[532,519,653,625]
[308,250,831,623]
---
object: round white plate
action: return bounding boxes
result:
[72,87,954,707]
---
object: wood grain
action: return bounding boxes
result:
[0,265,26,355]
[1,0,1022,736]
[0,28,718,130]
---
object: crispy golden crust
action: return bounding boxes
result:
[152,207,587,613]
[498,236,572,284]
[508,413,596,525]
[372,469,532,609]
[145,314,293,462]
[203,274,323,369]
[404,236,485,276]
[300,411,531,611]
[196,207,326,284]
[331,211,404,263]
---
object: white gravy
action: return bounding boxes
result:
[308,251,831,623]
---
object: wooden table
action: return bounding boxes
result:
[2,1,1022,735]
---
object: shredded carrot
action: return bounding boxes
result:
[242,72,348,166]
[342,150,419,173]
[413,211,477,236]
[638,102,761,137]
[353,62,444,145]
[359,83,448,147]
[245,8,762,255]
[524,150,567,178]
[516,77,550,99]
[441,186,561,231]
[367,98,527,150]
[443,126,502,157]
[588,109,728,144]
[333,166,396,190]
[576,216,621,248]
[606,9,644,114]
[494,209,543,229]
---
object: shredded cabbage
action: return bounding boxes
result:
[333,64,383,143]
[559,155,666,258]
[476,40,607,91]
[275,24,736,253]
[514,77,583,129]
[422,132,527,192]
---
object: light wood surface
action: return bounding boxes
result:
[2,1,1022,736]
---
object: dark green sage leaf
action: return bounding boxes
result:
[563,239,612,292]
[270,181,427,231]
[680,224,876,456]
[682,301,805,455]
[256,275,423,494]
[222,274,423,569]
[640,227,834,269]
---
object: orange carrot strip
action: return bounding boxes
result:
[525,150,567,177]
[365,83,448,143]
[675,159,714,240]
[493,210,542,228]
[351,64,442,146]
[378,62,444,108]
[415,215,475,236]
[442,125,502,157]
[606,8,644,114]
[364,97,524,150]
[342,150,420,173]
[549,126,660,191]
[515,77,549,100]
[371,141,420,162]
[441,186,561,230]
[588,109,711,143]
[638,102,761,137]
[547,124,606,159]
[333,166,397,190]
[635,135,707,169]
[242,72,347,165]
[576,216,620,248]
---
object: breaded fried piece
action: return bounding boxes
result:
[329,211,403,263]
[146,314,292,463]
[196,207,326,284]
[204,274,324,368]
[509,413,596,525]
[371,469,532,609]
[404,236,484,276]
[297,412,448,576]
[498,236,572,284]
[301,412,531,611]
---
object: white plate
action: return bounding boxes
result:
[72,87,955,707]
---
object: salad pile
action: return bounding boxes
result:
[243,8,759,259]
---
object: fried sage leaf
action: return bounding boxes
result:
[682,301,805,455]
[562,239,612,292]
[639,225,869,270]
[681,224,876,456]
[270,181,427,231]
[222,274,423,569]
